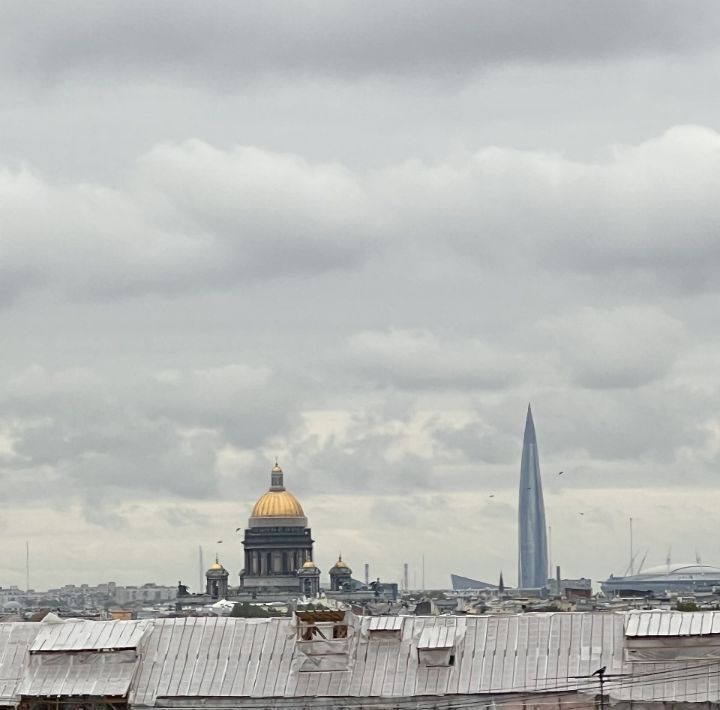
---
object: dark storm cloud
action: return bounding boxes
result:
[1,1,719,87]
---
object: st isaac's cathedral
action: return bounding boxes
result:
[239,461,321,593]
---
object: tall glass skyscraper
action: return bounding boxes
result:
[518,404,548,589]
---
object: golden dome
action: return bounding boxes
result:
[333,556,349,569]
[210,561,223,570]
[302,559,317,569]
[251,489,305,518]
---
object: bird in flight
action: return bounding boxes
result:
[579,513,585,516]
[558,471,564,476]
[489,494,495,498]
[235,527,242,532]
[217,540,223,544]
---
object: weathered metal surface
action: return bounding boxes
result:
[30,619,151,652]
[367,616,404,631]
[0,624,41,703]
[417,623,455,650]
[131,614,623,704]
[1,613,720,705]
[18,650,138,698]
[625,610,720,637]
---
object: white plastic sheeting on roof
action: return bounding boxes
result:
[626,611,720,637]
[30,619,151,653]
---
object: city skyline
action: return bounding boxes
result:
[2,2,720,590]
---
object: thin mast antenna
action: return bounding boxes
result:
[25,541,29,592]
[548,525,552,581]
[629,517,634,576]
[198,545,204,593]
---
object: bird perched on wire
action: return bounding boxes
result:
[592,666,606,676]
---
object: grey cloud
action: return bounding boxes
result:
[341,328,523,391]
[160,506,210,529]
[376,126,720,295]
[1,2,719,88]
[538,305,686,389]
[432,419,519,465]
[538,386,712,470]
[3,127,720,307]
[0,144,375,303]
[0,363,307,512]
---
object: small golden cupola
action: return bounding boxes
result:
[329,554,353,591]
[205,555,229,600]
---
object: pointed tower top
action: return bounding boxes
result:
[523,403,536,444]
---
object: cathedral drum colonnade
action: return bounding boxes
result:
[240,462,315,592]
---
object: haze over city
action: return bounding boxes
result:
[2,1,720,591]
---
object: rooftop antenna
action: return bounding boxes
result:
[629,517,634,576]
[637,549,649,574]
[25,541,29,592]
[198,545,204,592]
[666,546,672,575]
[548,525,552,581]
[422,554,426,591]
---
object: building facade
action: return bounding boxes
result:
[205,557,229,599]
[240,462,314,591]
[518,404,549,589]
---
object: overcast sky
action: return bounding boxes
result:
[2,1,720,592]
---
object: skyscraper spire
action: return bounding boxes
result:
[518,404,548,588]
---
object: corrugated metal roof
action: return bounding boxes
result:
[30,619,151,652]
[368,616,404,631]
[18,650,138,698]
[0,623,41,703]
[418,623,455,649]
[3,613,720,705]
[130,613,624,704]
[626,611,720,637]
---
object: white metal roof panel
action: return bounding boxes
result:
[5,612,720,705]
[30,620,151,652]
[367,616,403,632]
[0,623,41,703]
[18,650,138,697]
[626,611,720,638]
[418,623,455,649]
